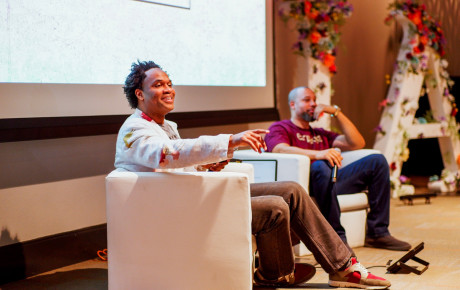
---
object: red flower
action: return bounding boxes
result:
[308,8,319,20]
[439,47,445,57]
[417,42,425,52]
[413,42,424,54]
[323,54,336,68]
[304,1,312,15]
[419,35,428,45]
[408,10,422,26]
[379,99,388,110]
[390,162,397,171]
[309,31,322,44]
[329,64,337,74]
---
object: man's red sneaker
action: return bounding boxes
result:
[328,258,391,289]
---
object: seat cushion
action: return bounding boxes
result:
[338,193,369,212]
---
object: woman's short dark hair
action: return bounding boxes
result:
[123,60,162,108]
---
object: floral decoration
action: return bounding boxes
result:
[385,1,446,57]
[376,0,457,138]
[375,0,458,194]
[278,0,353,74]
[429,169,459,192]
[381,0,455,106]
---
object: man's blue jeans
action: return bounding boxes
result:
[309,154,391,242]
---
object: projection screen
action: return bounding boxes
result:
[0,0,275,119]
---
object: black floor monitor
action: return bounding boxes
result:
[387,242,429,275]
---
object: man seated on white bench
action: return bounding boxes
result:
[113,61,391,289]
[265,86,410,252]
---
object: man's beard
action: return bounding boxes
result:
[301,112,316,122]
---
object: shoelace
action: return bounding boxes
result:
[350,262,369,279]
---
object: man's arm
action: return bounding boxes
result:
[229,129,269,153]
[316,104,365,151]
[198,129,270,171]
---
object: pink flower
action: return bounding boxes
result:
[399,175,411,184]
[373,125,382,132]
[444,88,449,96]
[292,42,302,50]
[394,87,400,99]
[379,99,389,110]
[373,125,385,136]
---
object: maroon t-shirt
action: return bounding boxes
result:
[265,120,339,152]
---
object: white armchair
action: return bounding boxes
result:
[234,149,380,255]
[106,168,254,290]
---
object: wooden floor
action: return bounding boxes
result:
[2,179,460,290]
[289,193,460,290]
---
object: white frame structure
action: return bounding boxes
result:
[373,14,460,195]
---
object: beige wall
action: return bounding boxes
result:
[333,0,395,146]
[0,135,115,246]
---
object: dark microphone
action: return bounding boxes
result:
[331,148,341,183]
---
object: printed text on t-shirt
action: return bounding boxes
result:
[297,133,323,144]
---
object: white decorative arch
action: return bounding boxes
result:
[373,13,459,196]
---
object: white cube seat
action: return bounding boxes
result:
[106,168,254,290]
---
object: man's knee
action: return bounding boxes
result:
[284,180,306,195]
[374,153,389,167]
[311,160,332,176]
[264,196,290,225]
[363,154,389,172]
